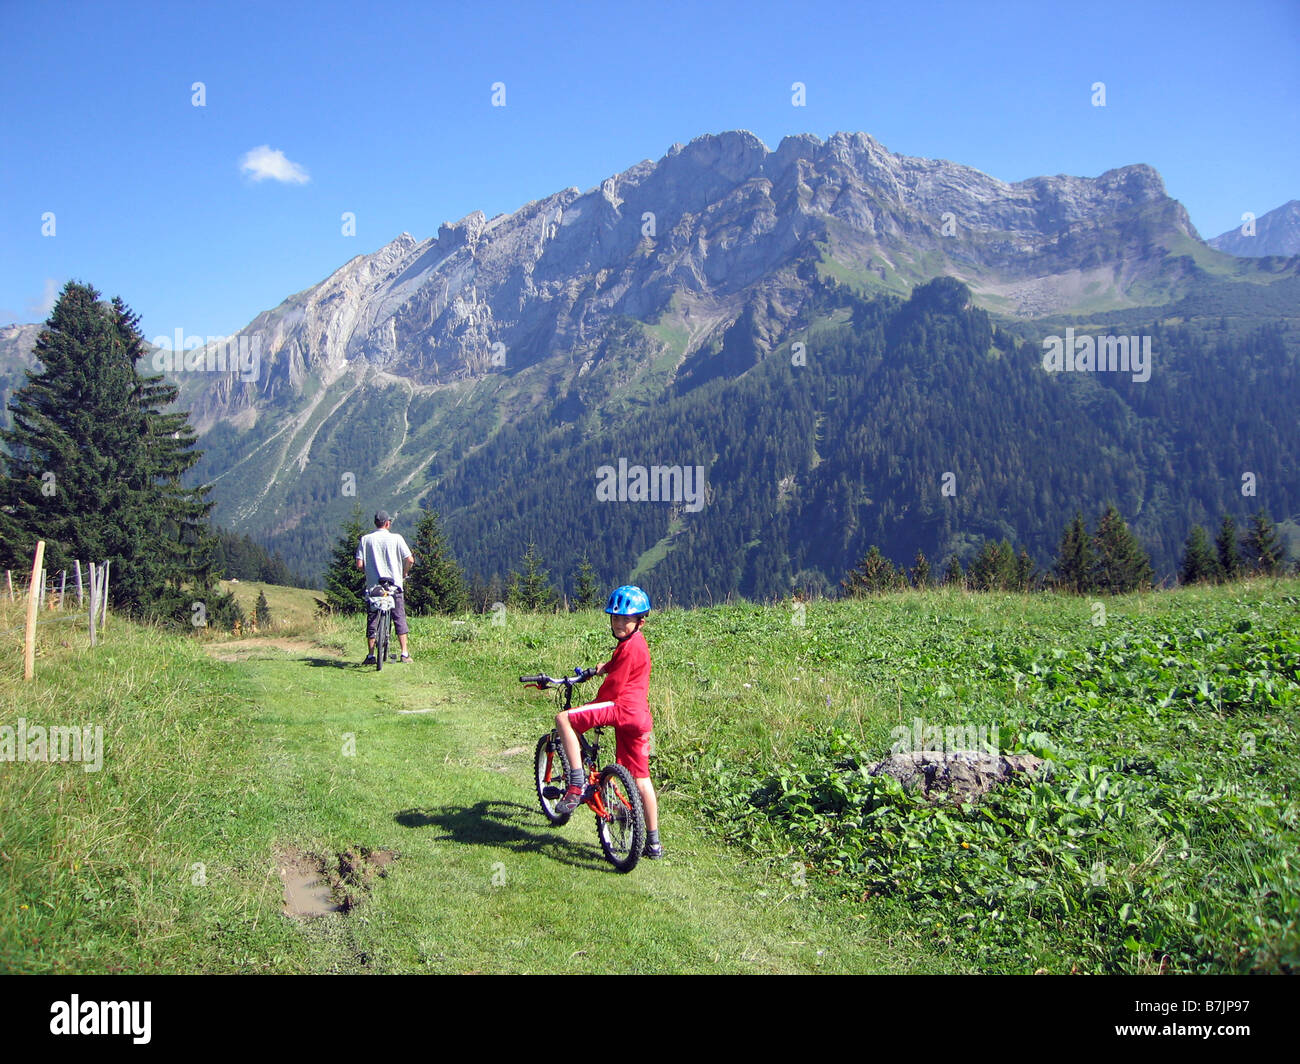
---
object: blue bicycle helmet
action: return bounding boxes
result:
[604,585,651,616]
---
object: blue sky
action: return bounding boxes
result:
[2,0,1296,343]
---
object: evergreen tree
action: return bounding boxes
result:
[968,539,1017,591]
[1216,515,1243,580]
[405,505,467,615]
[1054,512,1094,593]
[1090,505,1154,594]
[572,556,603,609]
[255,588,272,628]
[1179,525,1221,585]
[0,281,234,623]
[1014,548,1035,591]
[466,572,489,613]
[506,542,557,611]
[909,549,931,589]
[842,545,901,596]
[1242,508,1283,574]
[320,504,366,614]
[942,555,965,588]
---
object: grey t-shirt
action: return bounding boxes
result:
[356,528,414,589]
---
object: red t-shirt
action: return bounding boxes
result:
[595,629,651,712]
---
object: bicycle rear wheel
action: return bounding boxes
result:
[595,763,645,873]
[376,610,389,671]
[534,733,572,825]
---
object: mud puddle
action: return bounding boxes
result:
[278,846,399,918]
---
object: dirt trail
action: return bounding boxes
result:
[204,637,344,661]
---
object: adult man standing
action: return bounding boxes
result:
[356,510,415,663]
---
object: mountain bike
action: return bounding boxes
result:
[520,669,647,873]
[365,582,398,671]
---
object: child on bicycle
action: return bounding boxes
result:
[554,585,662,858]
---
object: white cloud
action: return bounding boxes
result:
[239,145,310,184]
[26,278,59,319]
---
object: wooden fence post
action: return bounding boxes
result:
[100,560,110,630]
[75,560,83,608]
[23,541,45,681]
[88,562,98,647]
[59,569,67,609]
[38,568,46,611]
[5,570,12,602]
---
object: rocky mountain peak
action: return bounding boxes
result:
[1210,199,1300,257]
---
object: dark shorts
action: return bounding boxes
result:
[367,586,408,638]
[565,700,653,778]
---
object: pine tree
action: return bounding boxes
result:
[968,539,1017,591]
[1242,508,1283,575]
[572,556,603,609]
[909,549,931,589]
[942,555,965,588]
[405,505,467,615]
[1014,548,1035,591]
[320,504,366,614]
[842,545,900,596]
[255,588,272,628]
[1216,515,1243,580]
[1090,505,1154,594]
[1054,511,1094,593]
[1179,525,1221,585]
[506,542,557,611]
[0,282,233,622]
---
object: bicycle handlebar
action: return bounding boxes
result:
[519,668,597,688]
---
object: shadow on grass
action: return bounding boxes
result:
[301,656,362,669]
[394,802,608,872]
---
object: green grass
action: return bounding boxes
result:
[0,600,956,973]
[219,580,322,633]
[2,580,1295,973]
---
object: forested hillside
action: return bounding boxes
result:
[426,277,1297,602]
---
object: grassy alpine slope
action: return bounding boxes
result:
[0,580,1296,973]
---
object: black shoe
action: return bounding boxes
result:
[643,841,664,859]
[362,654,377,665]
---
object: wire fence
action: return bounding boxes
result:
[8,552,112,677]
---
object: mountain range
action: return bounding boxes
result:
[2,131,1297,599]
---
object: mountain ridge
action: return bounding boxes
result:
[3,131,1296,595]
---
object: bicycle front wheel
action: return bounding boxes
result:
[535,733,572,825]
[595,763,645,873]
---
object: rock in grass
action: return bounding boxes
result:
[869,751,1045,803]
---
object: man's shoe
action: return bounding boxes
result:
[643,841,664,859]
[362,654,377,665]
[399,653,412,663]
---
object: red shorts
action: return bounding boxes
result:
[565,700,653,778]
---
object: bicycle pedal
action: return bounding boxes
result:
[542,786,564,799]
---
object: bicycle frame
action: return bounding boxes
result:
[525,671,628,821]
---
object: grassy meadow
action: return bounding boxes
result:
[1,579,1296,973]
